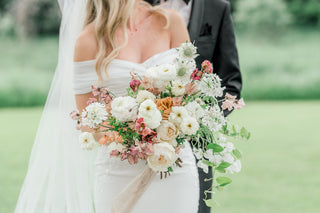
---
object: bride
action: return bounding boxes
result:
[15,0,199,212]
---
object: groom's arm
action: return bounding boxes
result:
[212,2,242,116]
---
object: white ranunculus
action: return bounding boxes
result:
[168,106,189,127]
[81,102,108,128]
[226,160,241,174]
[107,142,125,153]
[171,80,186,96]
[157,121,178,146]
[139,100,162,129]
[136,90,156,103]
[147,143,177,172]
[145,66,159,79]
[157,64,177,81]
[111,96,138,122]
[79,132,96,150]
[197,160,208,174]
[180,117,199,135]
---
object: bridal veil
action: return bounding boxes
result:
[14,0,96,212]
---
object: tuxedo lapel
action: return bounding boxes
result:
[188,0,205,41]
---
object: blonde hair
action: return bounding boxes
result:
[85,0,169,83]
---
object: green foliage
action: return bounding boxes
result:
[234,0,292,32]
[0,12,16,37]
[13,0,61,37]
[207,143,224,153]
[216,177,232,186]
[285,0,320,26]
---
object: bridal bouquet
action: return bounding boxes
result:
[70,42,250,208]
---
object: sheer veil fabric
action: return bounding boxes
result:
[14,0,97,212]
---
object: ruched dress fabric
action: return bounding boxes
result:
[73,49,199,213]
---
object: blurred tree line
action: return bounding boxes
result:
[0,0,319,37]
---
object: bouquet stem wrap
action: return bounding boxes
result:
[111,167,157,213]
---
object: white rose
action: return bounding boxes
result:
[139,100,162,129]
[136,90,156,103]
[168,106,189,127]
[79,132,96,150]
[156,121,178,146]
[180,117,199,135]
[81,102,108,128]
[147,143,177,172]
[111,96,138,122]
[171,80,186,96]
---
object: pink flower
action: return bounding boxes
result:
[234,98,245,110]
[225,93,237,101]
[190,69,203,81]
[91,85,100,96]
[110,150,120,158]
[175,146,181,154]
[185,82,197,95]
[141,76,152,89]
[86,98,98,105]
[221,100,234,111]
[201,60,213,74]
[130,70,138,80]
[141,128,157,142]
[101,94,113,104]
[172,97,183,106]
[130,79,141,92]
[135,117,145,132]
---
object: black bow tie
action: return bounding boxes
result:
[164,0,191,4]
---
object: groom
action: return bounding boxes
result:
[146,0,242,212]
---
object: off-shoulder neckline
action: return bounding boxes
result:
[73,48,176,66]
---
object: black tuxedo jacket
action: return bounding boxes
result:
[189,0,242,106]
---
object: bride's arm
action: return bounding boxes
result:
[73,27,106,141]
[168,9,190,48]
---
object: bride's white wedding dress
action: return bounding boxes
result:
[73,49,200,213]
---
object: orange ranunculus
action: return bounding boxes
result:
[154,97,173,120]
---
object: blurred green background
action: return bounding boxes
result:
[0,0,319,212]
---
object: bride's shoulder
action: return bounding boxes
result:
[74,23,98,62]
[164,9,190,47]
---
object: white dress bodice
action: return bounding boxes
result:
[73,48,177,96]
[72,49,199,213]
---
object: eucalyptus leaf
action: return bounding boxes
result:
[232,149,242,159]
[207,143,224,152]
[204,199,220,208]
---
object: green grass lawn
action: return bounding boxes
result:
[1,101,320,213]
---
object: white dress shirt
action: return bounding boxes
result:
[160,0,193,26]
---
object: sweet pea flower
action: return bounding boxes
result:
[221,99,234,111]
[130,79,141,92]
[234,98,245,110]
[190,69,203,81]
[201,60,213,74]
